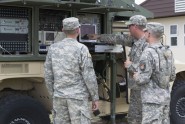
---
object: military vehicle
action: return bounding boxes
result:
[0,0,183,124]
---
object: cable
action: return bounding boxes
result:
[0,45,12,55]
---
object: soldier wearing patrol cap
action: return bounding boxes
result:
[87,15,148,124]
[44,17,99,124]
[124,15,148,124]
[133,22,176,124]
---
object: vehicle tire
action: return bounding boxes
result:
[170,81,185,124]
[0,94,50,124]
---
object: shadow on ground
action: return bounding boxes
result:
[92,114,128,124]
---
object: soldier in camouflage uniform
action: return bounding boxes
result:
[44,17,99,124]
[123,15,148,124]
[133,22,176,124]
[88,15,148,124]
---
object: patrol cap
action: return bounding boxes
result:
[143,22,164,37]
[63,17,80,30]
[125,15,147,26]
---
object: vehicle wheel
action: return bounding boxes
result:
[170,81,185,124]
[0,94,50,124]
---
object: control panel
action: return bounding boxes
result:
[38,31,66,53]
[0,6,31,55]
[38,9,70,54]
[77,13,102,43]
[77,13,123,53]
[0,25,28,34]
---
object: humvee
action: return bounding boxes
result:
[0,0,184,124]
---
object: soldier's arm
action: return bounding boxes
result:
[44,47,54,96]
[88,34,133,46]
[127,63,138,73]
[99,34,133,46]
[80,46,99,101]
[124,58,138,74]
[134,51,153,85]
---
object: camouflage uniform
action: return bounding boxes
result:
[127,36,148,124]
[98,15,148,124]
[53,98,91,124]
[99,15,147,124]
[134,22,176,124]
[44,17,99,124]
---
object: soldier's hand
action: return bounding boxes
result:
[92,100,99,111]
[87,34,100,40]
[124,59,132,68]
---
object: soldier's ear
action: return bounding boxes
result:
[76,28,80,34]
[144,31,149,40]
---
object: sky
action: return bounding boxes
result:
[135,0,146,5]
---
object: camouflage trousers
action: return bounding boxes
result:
[127,89,142,124]
[53,97,91,124]
[142,103,170,124]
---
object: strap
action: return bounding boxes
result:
[148,46,161,69]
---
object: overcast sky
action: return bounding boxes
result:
[135,0,146,4]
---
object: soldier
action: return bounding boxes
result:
[133,22,176,124]
[88,15,148,124]
[44,17,99,124]
[124,15,148,124]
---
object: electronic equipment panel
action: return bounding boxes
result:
[0,6,31,55]
[77,13,104,53]
[38,9,70,54]
[77,13,102,43]
[80,24,97,42]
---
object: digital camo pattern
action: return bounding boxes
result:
[135,42,175,104]
[142,103,170,124]
[127,36,148,124]
[44,38,99,101]
[99,33,147,123]
[125,15,147,26]
[53,98,91,124]
[107,15,147,124]
[135,42,175,124]
[99,33,133,46]
[100,34,148,89]
[63,17,80,30]
[149,45,176,89]
[127,36,148,89]
[100,33,148,123]
[143,22,164,37]
[127,90,142,124]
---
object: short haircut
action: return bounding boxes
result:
[63,29,76,35]
[150,30,163,39]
